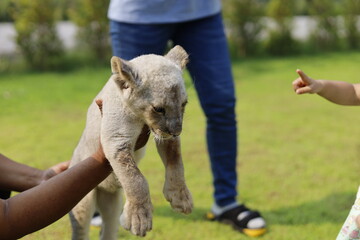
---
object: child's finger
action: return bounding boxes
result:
[296,85,312,94]
[292,78,306,90]
[296,69,312,85]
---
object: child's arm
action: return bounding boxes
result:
[293,69,360,106]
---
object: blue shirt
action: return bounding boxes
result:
[108,0,221,24]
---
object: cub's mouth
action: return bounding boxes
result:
[150,127,178,141]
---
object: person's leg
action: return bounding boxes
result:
[336,186,360,240]
[173,13,237,208]
[173,13,266,235]
[109,20,175,60]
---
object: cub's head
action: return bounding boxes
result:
[110,45,188,140]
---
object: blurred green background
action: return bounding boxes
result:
[1,0,360,71]
[1,0,360,239]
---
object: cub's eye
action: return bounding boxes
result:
[153,106,165,114]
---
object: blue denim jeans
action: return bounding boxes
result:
[110,13,238,207]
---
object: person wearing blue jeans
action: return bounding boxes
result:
[92,0,266,236]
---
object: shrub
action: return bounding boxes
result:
[223,0,265,57]
[68,0,111,62]
[343,0,360,49]
[0,0,12,22]
[10,0,64,70]
[307,0,342,51]
[264,0,300,56]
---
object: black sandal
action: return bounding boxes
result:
[206,204,266,237]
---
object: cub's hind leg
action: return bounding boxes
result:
[70,190,96,240]
[97,188,123,240]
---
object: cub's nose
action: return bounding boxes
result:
[172,133,180,138]
[167,120,182,137]
[168,128,181,138]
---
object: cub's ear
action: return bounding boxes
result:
[111,56,138,89]
[165,45,189,70]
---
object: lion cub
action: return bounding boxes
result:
[69,46,193,240]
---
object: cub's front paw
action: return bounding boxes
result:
[120,200,153,237]
[163,184,193,214]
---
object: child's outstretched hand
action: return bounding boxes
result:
[293,69,323,94]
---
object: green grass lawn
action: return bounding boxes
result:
[1,51,360,239]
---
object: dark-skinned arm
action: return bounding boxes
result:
[0,147,111,240]
[0,153,69,192]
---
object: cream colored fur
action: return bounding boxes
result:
[69,46,193,240]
